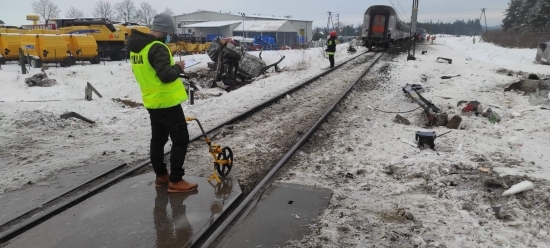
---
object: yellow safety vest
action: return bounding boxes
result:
[130,41,187,109]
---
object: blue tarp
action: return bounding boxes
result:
[206,34,222,42]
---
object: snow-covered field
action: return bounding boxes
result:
[0,42,360,193]
[279,36,550,247]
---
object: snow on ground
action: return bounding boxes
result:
[0,42,362,192]
[279,37,550,247]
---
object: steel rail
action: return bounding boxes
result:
[199,52,385,248]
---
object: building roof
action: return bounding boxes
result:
[234,20,297,32]
[178,20,209,23]
[175,11,312,22]
[183,20,242,28]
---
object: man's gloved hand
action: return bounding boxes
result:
[176,60,186,70]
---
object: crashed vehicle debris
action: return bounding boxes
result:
[402,83,448,126]
[536,41,550,65]
[206,38,285,88]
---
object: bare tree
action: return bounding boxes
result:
[136,2,157,27]
[31,0,61,25]
[162,8,174,17]
[66,7,84,18]
[93,0,115,21]
[114,0,137,23]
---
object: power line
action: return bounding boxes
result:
[388,0,406,22]
[419,8,504,14]
[395,0,409,21]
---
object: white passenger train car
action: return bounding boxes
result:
[362,5,411,51]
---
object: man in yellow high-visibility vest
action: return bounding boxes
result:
[128,13,197,193]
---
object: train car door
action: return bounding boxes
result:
[369,14,389,38]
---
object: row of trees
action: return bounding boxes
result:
[310,19,484,41]
[312,25,362,41]
[31,0,175,26]
[502,0,550,33]
[417,19,483,36]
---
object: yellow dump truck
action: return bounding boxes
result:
[20,34,74,68]
[61,34,100,64]
[0,33,24,64]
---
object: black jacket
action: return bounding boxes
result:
[128,30,183,83]
[327,37,338,53]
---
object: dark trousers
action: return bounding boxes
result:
[328,55,335,68]
[147,104,189,183]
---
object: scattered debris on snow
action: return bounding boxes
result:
[24,72,57,87]
[502,180,534,196]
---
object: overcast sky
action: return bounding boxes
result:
[1,0,509,28]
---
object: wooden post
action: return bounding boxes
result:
[26,49,31,71]
[18,48,27,74]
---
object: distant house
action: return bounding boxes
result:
[173,10,313,44]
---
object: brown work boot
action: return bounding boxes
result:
[155,174,169,187]
[168,180,198,193]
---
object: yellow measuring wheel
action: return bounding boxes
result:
[186,117,234,183]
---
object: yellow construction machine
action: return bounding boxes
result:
[167,40,211,55]
[0,26,28,34]
[114,23,150,58]
[20,34,74,68]
[60,34,100,64]
[53,18,126,61]
[0,33,24,64]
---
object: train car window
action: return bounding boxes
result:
[371,14,386,36]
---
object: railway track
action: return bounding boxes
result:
[0,48,388,247]
[194,52,385,248]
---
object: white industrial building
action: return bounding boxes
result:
[173,11,313,45]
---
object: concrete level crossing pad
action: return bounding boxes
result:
[217,183,333,248]
[3,173,241,248]
[0,162,123,227]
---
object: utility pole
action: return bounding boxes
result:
[474,8,488,35]
[327,11,334,36]
[241,13,246,39]
[407,0,419,61]
[483,9,488,32]
[336,14,340,36]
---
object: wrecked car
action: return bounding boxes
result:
[206,38,285,84]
